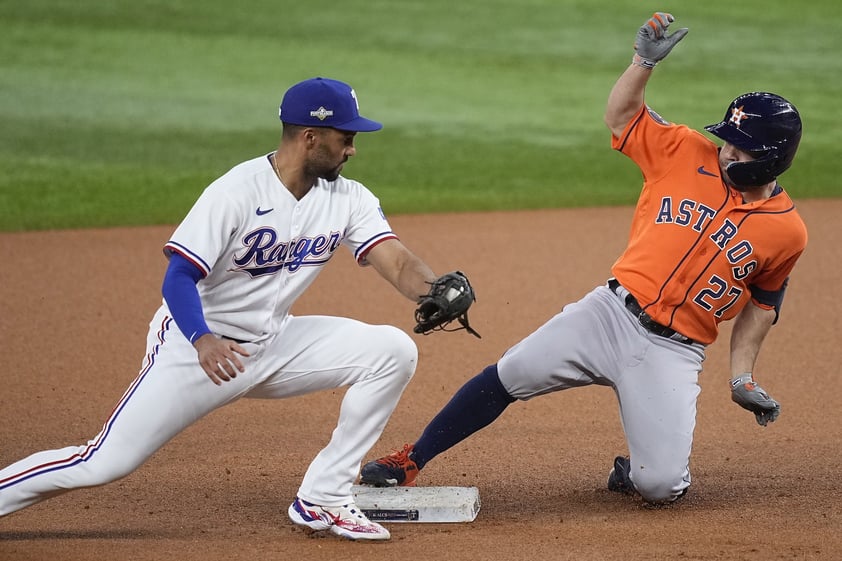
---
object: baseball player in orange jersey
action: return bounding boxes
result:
[360,12,807,504]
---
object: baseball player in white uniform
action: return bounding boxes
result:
[0,77,449,541]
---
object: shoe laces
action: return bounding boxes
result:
[377,443,415,468]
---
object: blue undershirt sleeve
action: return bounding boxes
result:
[749,277,788,324]
[162,253,212,344]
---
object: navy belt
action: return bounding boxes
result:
[608,279,695,345]
[225,336,250,345]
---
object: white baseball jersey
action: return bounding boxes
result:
[0,152,418,516]
[163,154,396,343]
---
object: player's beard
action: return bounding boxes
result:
[309,145,346,182]
[321,165,343,182]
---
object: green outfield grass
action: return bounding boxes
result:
[1,0,840,231]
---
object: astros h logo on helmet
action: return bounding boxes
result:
[729,106,749,127]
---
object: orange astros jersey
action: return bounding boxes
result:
[610,105,807,345]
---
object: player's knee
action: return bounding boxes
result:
[374,325,418,378]
[633,469,689,504]
[72,445,148,486]
[72,458,138,487]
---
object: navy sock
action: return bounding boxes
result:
[412,364,515,470]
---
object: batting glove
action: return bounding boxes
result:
[730,373,781,426]
[633,12,689,69]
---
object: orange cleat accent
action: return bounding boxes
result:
[360,444,419,487]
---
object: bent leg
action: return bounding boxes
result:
[246,316,417,507]
[411,288,625,470]
[615,338,704,503]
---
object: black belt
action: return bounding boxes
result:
[607,279,695,345]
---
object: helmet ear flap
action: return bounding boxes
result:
[724,151,779,190]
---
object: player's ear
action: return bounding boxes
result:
[303,128,319,147]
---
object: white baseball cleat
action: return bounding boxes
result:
[288,497,390,541]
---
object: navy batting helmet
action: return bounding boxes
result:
[704,92,802,190]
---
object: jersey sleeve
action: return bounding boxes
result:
[341,182,398,266]
[748,207,808,295]
[343,185,397,266]
[752,250,803,293]
[612,105,696,183]
[747,245,804,323]
[163,181,244,275]
[748,255,798,323]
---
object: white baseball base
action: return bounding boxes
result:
[351,485,481,523]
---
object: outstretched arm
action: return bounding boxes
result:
[366,239,480,337]
[364,238,437,302]
[605,64,652,139]
[605,12,688,138]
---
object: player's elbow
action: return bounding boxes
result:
[604,112,628,140]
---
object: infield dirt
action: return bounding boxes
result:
[1,202,840,560]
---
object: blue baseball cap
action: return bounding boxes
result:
[278,77,383,132]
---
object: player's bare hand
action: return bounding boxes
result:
[193,334,250,386]
[730,373,780,426]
